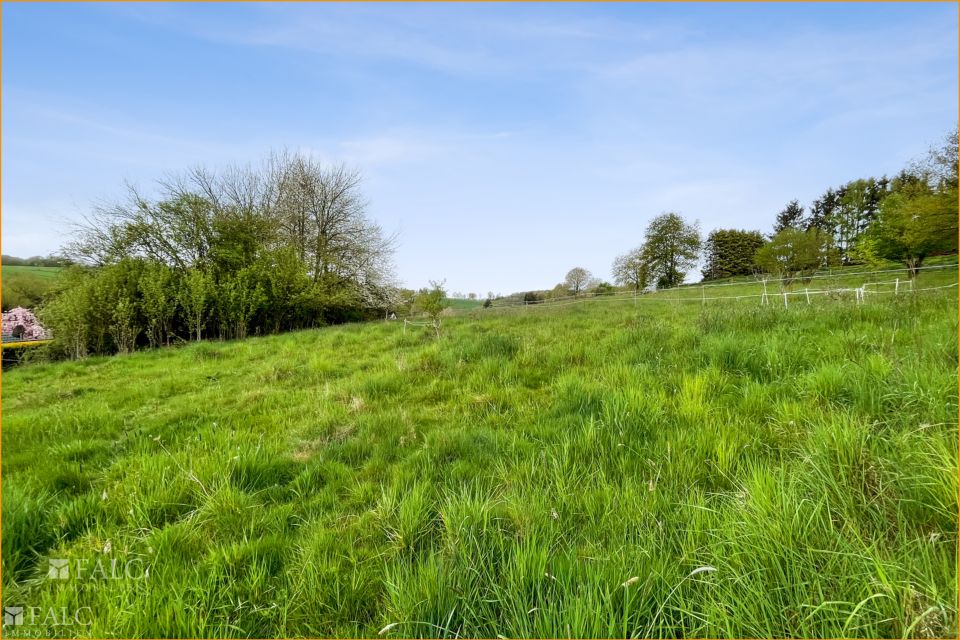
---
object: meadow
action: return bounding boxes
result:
[1,267,957,638]
[2,266,63,312]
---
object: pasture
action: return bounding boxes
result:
[1,268,957,637]
[2,265,63,312]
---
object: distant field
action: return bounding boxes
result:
[443,297,484,310]
[2,266,63,311]
[1,265,64,280]
[2,265,956,637]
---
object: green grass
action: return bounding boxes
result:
[2,266,63,311]
[2,271,957,638]
[2,266,64,281]
[442,297,484,311]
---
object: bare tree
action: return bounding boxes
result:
[612,247,650,292]
[564,267,591,296]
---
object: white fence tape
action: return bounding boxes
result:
[478,278,957,312]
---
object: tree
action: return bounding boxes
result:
[564,267,591,295]
[701,229,765,280]
[178,269,212,341]
[754,227,835,285]
[413,280,448,337]
[807,188,839,234]
[48,151,400,358]
[855,128,958,277]
[832,177,889,263]
[139,262,177,347]
[642,212,701,289]
[611,247,650,292]
[861,180,957,277]
[773,200,805,234]
[39,267,94,360]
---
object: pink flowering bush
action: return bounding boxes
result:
[2,307,48,341]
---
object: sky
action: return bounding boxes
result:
[2,3,957,295]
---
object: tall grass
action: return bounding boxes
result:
[1,282,956,637]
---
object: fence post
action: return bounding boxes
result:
[783,292,788,308]
[762,279,768,306]
[805,288,810,304]
[895,278,899,295]
[701,285,705,306]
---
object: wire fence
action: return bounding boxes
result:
[473,263,958,313]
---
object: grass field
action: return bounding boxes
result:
[1,267,957,637]
[443,298,484,311]
[1,266,64,281]
[2,266,64,312]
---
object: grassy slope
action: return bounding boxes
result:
[1,271,957,638]
[443,298,484,311]
[2,266,63,312]
[1,266,64,280]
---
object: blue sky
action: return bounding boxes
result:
[3,3,957,294]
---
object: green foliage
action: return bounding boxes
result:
[413,281,448,319]
[611,247,650,291]
[178,268,212,341]
[591,281,615,295]
[862,180,958,277]
[139,262,178,347]
[754,227,836,285]
[702,229,765,280]
[3,280,957,637]
[773,199,805,234]
[641,212,701,289]
[1,268,59,311]
[412,281,448,336]
[44,153,397,359]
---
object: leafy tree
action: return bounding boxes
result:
[591,281,616,296]
[110,297,139,355]
[702,229,765,280]
[642,212,701,289]
[178,269,212,341]
[413,280,448,337]
[611,247,650,292]
[216,268,266,340]
[833,177,889,263]
[860,180,957,277]
[807,188,839,234]
[754,228,835,285]
[564,267,591,295]
[855,129,958,276]
[773,200,805,234]
[39,267,94,360]
[139,262,177,347]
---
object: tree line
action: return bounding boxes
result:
[39,151,398,359]
[602,128,957,291]
[514,129,955,302]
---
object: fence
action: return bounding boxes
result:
[475,263,958,312]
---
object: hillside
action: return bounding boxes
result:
[2,270,957,637]
[1,265,64,312]
[1,265,64,280]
